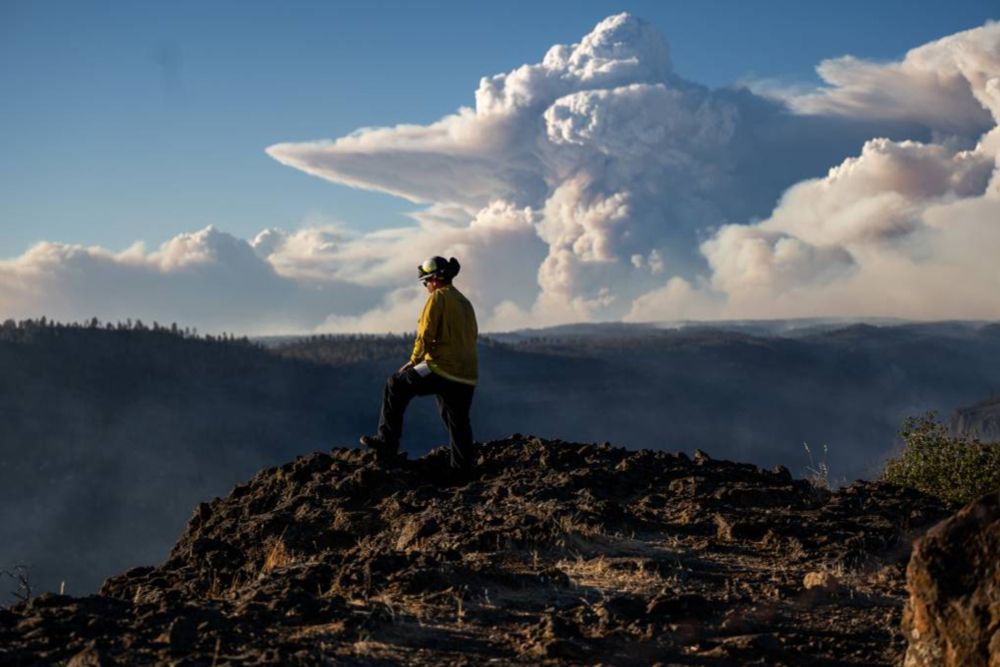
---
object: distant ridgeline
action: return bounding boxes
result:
[2,317,1000,601]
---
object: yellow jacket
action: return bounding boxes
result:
[409,285,478,385]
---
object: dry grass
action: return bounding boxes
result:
[288,620,349,640]
[549,512,633,555]
[204,568,250,600]
[350,638,393,657]
[261,537,295,574]
[556,553,668,596]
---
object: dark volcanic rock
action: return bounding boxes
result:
[903,491,1000,667]
[3,436,954,666]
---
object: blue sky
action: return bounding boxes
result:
[3,0,996,259]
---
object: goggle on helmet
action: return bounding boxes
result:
[417,256,448,282]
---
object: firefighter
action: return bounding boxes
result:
[360,256,478,475]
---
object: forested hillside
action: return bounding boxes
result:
[0,319,387,601]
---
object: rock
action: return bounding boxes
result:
[803,571,840,593]
[714,513,769,541]
[600,593,646,622]
[540,638,587,659]
[771,465,792,482]
[26,592,73,609]
[2,435,958,666]
[67,643,114,667]
[703,633,782,659]
[646,593,709,619]
[903,491,1000,667]
[158,616,197,654]
[540,611,579,640]
[395,516,440,550]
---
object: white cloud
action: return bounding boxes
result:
[789,22,1000,135]
[702,227,857,296]
[696,127,1000,320]
[5,15,1000,332]
[0,227,379,334]
[318,285,427,334]
[757,138,994,249]
[625,276,722,322]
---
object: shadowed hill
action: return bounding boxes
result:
[2,437,951,665]
[0,321,381,601]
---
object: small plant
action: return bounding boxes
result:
[881,412,1000,505]
[3,564,32,604]
[803,442,831,490]
[454,588,465,626]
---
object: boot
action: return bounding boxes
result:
[359,435,399,466]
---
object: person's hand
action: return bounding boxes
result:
[398,361,414,374]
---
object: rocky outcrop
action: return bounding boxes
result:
[2,436,953,666]
[903,491,1000,667]
[952,398,1000,441]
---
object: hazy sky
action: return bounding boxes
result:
[2,2,998,333]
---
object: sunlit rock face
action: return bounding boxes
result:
[903,491,1000,667]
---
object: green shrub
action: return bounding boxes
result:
[881,412,1000,505]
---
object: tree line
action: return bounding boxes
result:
[0,317,253,346]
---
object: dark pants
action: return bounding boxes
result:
[377,369,476,470]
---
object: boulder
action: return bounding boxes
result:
[803,570,840,594]
[66,643,114,667]
[903,491,1000,667]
